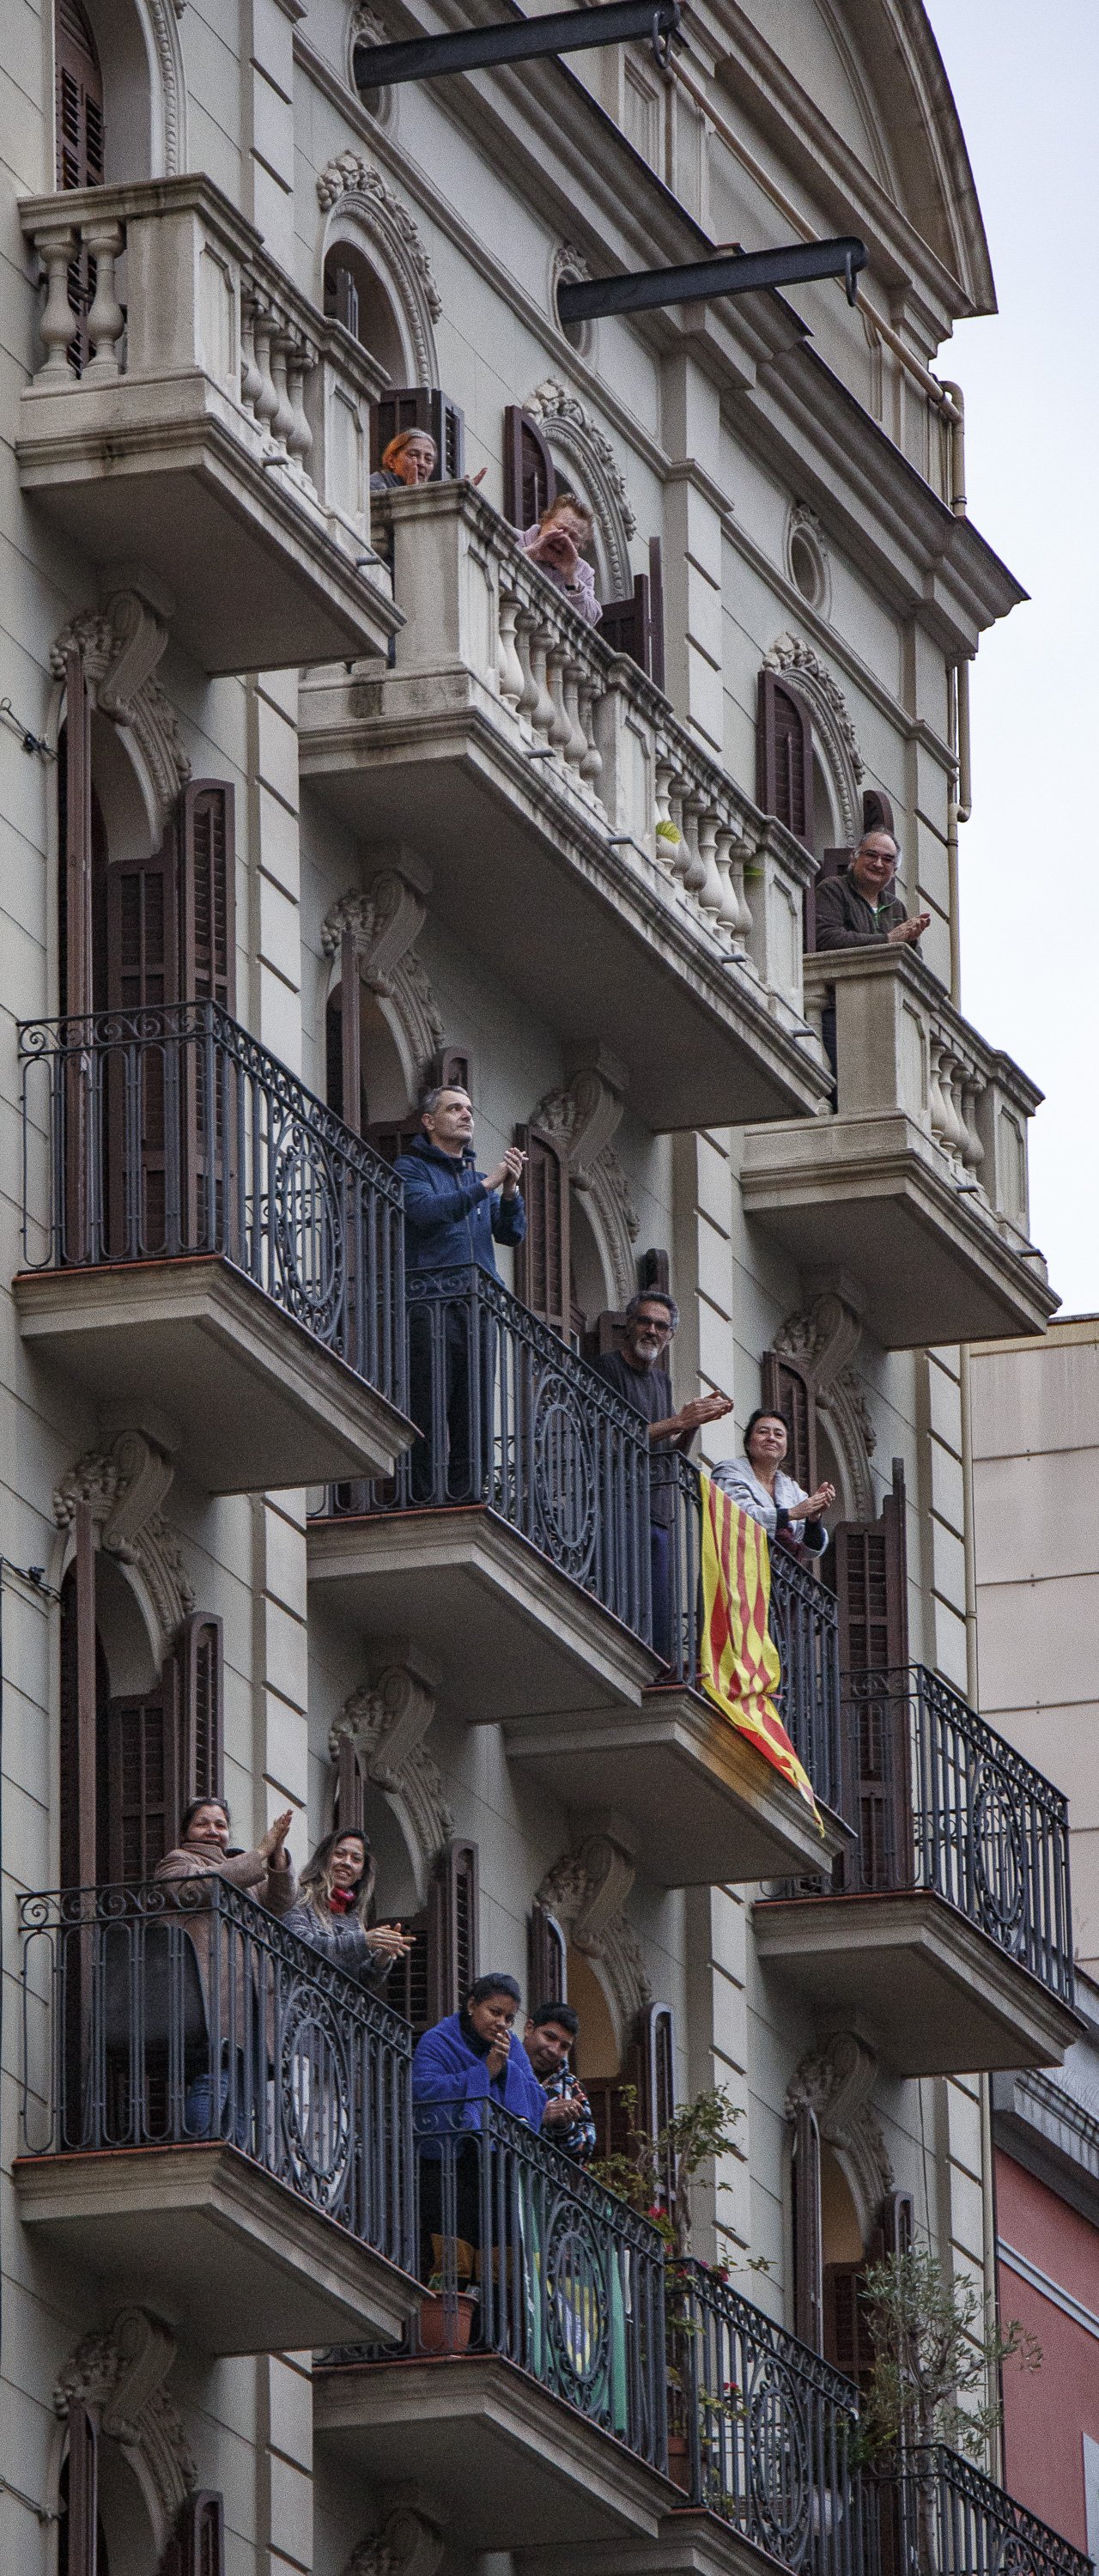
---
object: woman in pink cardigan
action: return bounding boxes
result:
[155,1796,296,2142]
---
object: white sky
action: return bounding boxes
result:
[921,2,1099,1318]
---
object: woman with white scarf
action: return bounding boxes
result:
[713,1408,835,1556]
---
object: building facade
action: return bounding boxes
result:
[0,3,1086,2573]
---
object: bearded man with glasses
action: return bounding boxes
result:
[592,1291,732,1664]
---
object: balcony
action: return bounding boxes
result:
[670,2259,859,2576]
[297,482,833,1134]
[755,1666,1080,2074]
[15,1878,420,2354]
[309,1266,658,1716]
[314,2103,673,2547]
[740,947,1057,1347]
[862,2446,1090,2576]
[15,1003,411,1493]
[504,1458,847,1888]
[17,176,399,674]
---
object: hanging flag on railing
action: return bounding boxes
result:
[697,1475,822,1826]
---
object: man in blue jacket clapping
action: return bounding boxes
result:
[395,1084,525,1502]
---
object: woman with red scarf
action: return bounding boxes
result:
[283,1829,413,1991]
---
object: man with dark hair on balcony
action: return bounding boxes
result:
[815,830,931,953]
[592,1291,733,1666]
[525,2002,597,2164]
[395,1086,525,1503]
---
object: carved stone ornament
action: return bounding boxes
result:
[54,2309,197,2545]
[316,153,441,378]
[531,1065,639,1307]
[775,1292,876,1519]
[341,2503,445,2576]
[51,592,191,839]
[764,629,864,843]
[537,1834,651,2037]
[530,374,641,592]
[786,2033,892,2242]
[53,1432,193,1652]
[322,873,445,1086]
[331,1668,453,1874]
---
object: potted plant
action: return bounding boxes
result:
[418,2270,478,2355]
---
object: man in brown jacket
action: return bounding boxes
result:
[815,829,931,951]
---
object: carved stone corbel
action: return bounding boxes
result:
[331,1668,452,1876]
[537,1832,650,2035]
[54,2308,196,2544]
[341,2501,445,2576]
[53,1433,192,1653]
[775,1290,876,1517]
[786,2032,892,2242]
[531,1058,640,1306]
[321,866,445,1085]
[50,589,190,841]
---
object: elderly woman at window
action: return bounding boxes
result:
[521,492,602,626]
[282,1827,414,1990]
[712,1409,836,1557]
[371,428,487,495]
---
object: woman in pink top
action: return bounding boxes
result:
[521,493,602,625]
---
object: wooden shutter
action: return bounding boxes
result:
[104,823,181,1255]
[792,2100,823,2352]
[601,577,650,671]
[503,405,556,530]
[513,1122,570,1339]
[64,2397,100,2576]
[179,1613,224,1808]
[528,1905,567,2010]
[366,1112,422,1166]
[332,1732,367,1838]
[373,389,465,479]
[428,1045,474,1097]
[862,789,896,838]
[830,1461,908,1678]
[60,652,94,1016]
[756,670,814,851]
[106,1687,178,1883]
[56,0,104,377]
[106,829,179,1016]
[880,2188,914,2256]
[387,1900,431,2032]
[181,783,235,1012]
[428,1840,480,2021]
[762,1351,817,1498]
[824,2261,873,2385]
[829,1463,910,1886]
[647,537,665,691]
[638,1247,671,1298]
[163,2492,225,2576]
[59,1507,101,1893]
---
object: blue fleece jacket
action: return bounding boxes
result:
[411,2010,546,2145]
[393,1133,526,1275]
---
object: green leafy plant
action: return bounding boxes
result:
[589,2081,743,2261]
[655,818,681,844]
[858,2246,1041,2463]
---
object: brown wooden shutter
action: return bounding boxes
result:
[823,2261,873,2385]
[528,1904,567,2010]
[503,405,556,530]
[647,537,665,691]
[428,1840,480,2021]
[64,2397,100,2576]
[601,576,650,671]
[639,1247,671,1298]
[333,1732,367,1838]
[387,1901,431,2032]
[862,789,896,838]
[756,670,814,851]
[514,1123,570,1339]
[829,1463,910,1886]
[373,389,465,479]
[59,1507,102,1892]
[880,2188,914,2256]
[179,1613,224,1808]
[429,1045,474,1097]
[830,1461,908,1678]
[106,1686,179,1883]
[104,824,181,1255]
[792,2100,823,2352]
[60,651,94,1017]
[762,1351,817,1497]
[163,2492,225,2576]
[366,1112,422,1166]
[56,0,104,377]
[181,783,235,1013]
[106,829,180,1016]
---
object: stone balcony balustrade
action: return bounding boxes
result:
[17,175,400,674]
[298,482,832,1134]
[741,944,1058,1347]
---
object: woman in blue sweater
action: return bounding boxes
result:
[412,1972,544,2307]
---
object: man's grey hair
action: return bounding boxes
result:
[625,1289,680,1334]
[419,1082,470,1120]
[855,829,899,860]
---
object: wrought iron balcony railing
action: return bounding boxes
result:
[663,1454,843,1810]
[841,1667,1074,2005]
[19,1002,406,1406]
[18,1878,416,2273]
[862,2445,1091,2576]
[326,2101,668,2476]
[318,1264,653,1642]
[670,2259,859,2576]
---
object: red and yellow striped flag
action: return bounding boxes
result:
[698,1474,821,1824]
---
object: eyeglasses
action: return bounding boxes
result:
[636,1315,672,1336]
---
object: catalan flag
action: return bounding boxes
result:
[698,1474,821,1824]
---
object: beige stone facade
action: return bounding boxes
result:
[0,3,1082,2573]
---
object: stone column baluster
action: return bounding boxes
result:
[960,1068,986,1177]
[543,637,573,761]
[732,835,755,946]
[654,750,677,863]
[578,678,604,794]
[667,776,691,885]
[929,1036,961,1161]
[33,226,79,380]
[496,589,525,710]
[560,656,588,773]
[240,295,264,422]
[250,298,279,444]
[714,826,744,949]
[680,792,708,898]
[268,325,297,456]
[525,622,557,748]
[513,608,541,726]
[284,336,315,483]
[695,806,726,932]
[82,221,126,380]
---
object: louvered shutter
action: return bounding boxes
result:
[181,783,235,1013]
[179,1613,224,1809]
[824,2261,873,2385]
[56,0,104,378]
[647,537,665,691]
[639,1999,676,2202]
[373,389,465,480]
[64,2397,100,2576]
[514,1123,570,1339]
[756,670,814,851]
[792,2100,824,2352]
[60,653,93,1017]
[104,825,180,1256]
[367,1113,422,1167]
[503,405,556,530]
[862,788,896,838]
[427,1840,479,2020]
[388,1901,431,2033]
[601,577,650,671]
[762,1351,817,1498]
[106,1687,179,1882]
[880,2188,914,2256]
[587,2075,635,2166]
[829,1463,910,1886]
[527,1904,567,2010]
[332,1732,367,1838]
[163,2492,225,2576]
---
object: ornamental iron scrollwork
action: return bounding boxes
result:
[745,2358,812,2563]
[279,1981,354,2209]
[543,2194,610,2393]
[270,1113,344,1338]
[531,1365,598,1580]
[971,1763,1027,1951]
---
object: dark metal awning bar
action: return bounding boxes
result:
[354,0,682,92]
[557,235,868,322]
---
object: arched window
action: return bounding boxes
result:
[324,244,406,382]
[59,1547,224,1890]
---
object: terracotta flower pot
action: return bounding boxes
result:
[418,2292,477,2355]
[666,2433,692,2493]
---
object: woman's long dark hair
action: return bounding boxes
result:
[299,1827,376,1923]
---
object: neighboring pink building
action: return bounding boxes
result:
[993,1987,1099,2559]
